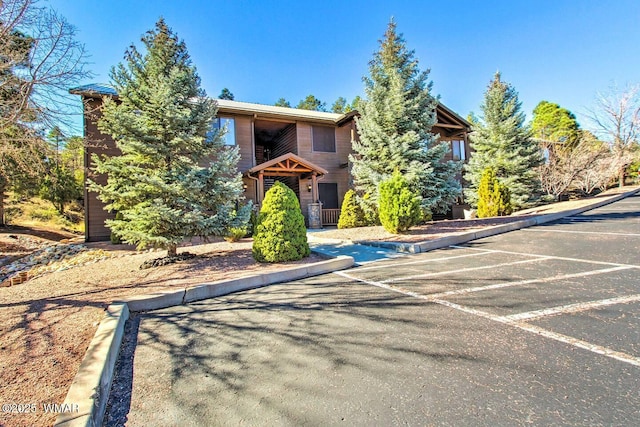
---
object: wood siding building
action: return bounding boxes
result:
[71,85,471,241]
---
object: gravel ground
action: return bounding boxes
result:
[0,235,323,427]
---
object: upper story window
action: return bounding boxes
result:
[312,125,336,152]
[213,117,236,146]
[451,140,466,161]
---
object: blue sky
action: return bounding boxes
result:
[55,0,640,135]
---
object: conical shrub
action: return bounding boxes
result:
[252,181,310,262]
[337,189,366,229]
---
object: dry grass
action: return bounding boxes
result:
[5,195,84,234]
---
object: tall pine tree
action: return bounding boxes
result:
[464,72,543,209]
[350,20,460,219]
[90,19,248,257]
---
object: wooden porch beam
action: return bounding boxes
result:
[435,123,465,129]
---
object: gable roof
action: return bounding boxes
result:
[69,83,117,97]
[217,99,341,124]
[247,153,328,177]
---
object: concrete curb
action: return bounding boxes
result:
[54,254,354,427]
[54,303,129,427]
[357,187,640,254]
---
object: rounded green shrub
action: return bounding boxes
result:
[252,181,310,262]
[378,171,422,233]
[477,167,513,218]
[337,189,366,229]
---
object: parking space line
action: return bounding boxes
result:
[426,266,632,299]
[334,271,640,368]
[436,299,640,368]
[522,229,640,237]
[381,257,551,284]
[450,245,640,268]
[334,271,432,301]
[354,251,490,272]
[499,294,640,322]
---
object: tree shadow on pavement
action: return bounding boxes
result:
[104,277,490,425]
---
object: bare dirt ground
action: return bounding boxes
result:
[0,233,324,427]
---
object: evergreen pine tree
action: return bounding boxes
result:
[218,88,234,100]
[464,72,543,209]
[350,19,460,220]
[274,98,291,108]
[90,19,248,257]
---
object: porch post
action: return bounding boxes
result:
[311,172,318,203]
[258,171,264,206]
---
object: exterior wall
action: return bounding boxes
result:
[83,97,118,241]
[233,114,255,172]
[81,95,470,237]
[271,124,297,159]
[296,121,352,216]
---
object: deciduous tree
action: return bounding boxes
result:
[0,0,90,224]
[538,131,609,199]
[587,84,640,186]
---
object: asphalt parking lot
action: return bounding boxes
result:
[106,194,639,426]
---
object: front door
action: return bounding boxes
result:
[318,183,338,209]
[318,183,339,225]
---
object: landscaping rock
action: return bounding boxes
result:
[0,242,119,286]
[139,252,196,269]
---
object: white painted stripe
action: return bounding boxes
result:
[381,257,551,284]
[334,271,431,301]
[522,229,640,237]
[427,266,632,299]
[336,271,640,368]
[507,322,640,368]
[450,245,640,269]
[354,251,490,272]
[500,294,640,322]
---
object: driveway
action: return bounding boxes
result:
[105,194,640,426]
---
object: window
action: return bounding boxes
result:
[451,140,466,161]
[212,117,236,146]
[312,125,336,152]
